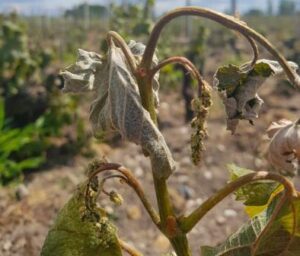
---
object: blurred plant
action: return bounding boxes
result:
[109,1,154,38]
[0,98,44,184]
[0,18,91,184]
[42,7,300,256]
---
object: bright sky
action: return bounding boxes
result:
[0,0,299,16]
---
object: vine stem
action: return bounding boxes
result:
[140,7,300,88]
[86,163,160,227]
[107,31,137,73]
[179,171,298,233]
[245,34,259,68]
[118,239,143,256]
[149,56,206,96]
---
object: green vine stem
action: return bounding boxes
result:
[140,7,300,88]
[179,171,298,233]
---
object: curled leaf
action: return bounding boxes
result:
[228,164,282,206]
[267,118,300,177]
[61,49,103,93]
[201,193,300,256]
[41,178,123,256]
[61,41,175,178]
[213,59,299,133]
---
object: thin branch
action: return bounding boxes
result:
[118,239,144,256]
[107,31,137,73]
[85,163,121,211]
[86,163,161,227]
[140,7,299,88]
[149,56,205,96]
[245,34,259,68]
[118,167,161,226]
[179,171,298,233]
[100,174,129,195]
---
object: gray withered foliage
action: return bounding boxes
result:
[267,119,300,177]
[213,59,299,134]
[61,41,175,179]
[61,49,103,93]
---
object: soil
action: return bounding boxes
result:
[1,78,300,256]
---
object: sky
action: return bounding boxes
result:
[0,0,299,16]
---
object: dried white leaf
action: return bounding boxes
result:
[61,49,103,93]
[267,119,300,177]
[62,42,175,178]
[214,59,299,134]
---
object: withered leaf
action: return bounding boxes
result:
[41,181,123,256]
[61,41,175,178]
[267,119,300,177]
[213,59,299,133]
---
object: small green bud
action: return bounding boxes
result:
[109,191,124,206]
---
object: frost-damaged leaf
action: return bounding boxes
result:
[41,179,123,256]
[267,119,300,177]
[213,59,299,133]
[61,41,175,178]
[228,164,282,207]
[61,49,103,93]
[201,194,300,256]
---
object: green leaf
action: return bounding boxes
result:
[0,98,4,130]
[228,164,282,206]
[41,182,123,256]
[201,194,300,256]
[17,157,44,170]
[250,62,274,77]
[214,64,246,96]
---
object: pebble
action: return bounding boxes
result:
[3,241,12,251]
[180,156,191,166]
[254,158,264,168]
[104,206,114,215]
[154,234,170,252]
[177,175,189,183]
[217,144,225,152]
[216,216,226,225]
[178,126,188,135]
[186,198,203,212]
[179,185,194,200]
[205,156,215,165]
[223,209,238,218]
[203,171,213,180]
[15,184,29,200]
[126,205,141,220]
[134,167,144,178]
